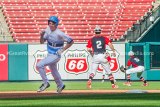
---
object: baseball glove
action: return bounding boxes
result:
[120,65,126,73]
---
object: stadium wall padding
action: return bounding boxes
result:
[0,43,159,81]
[8,44,28,81]
[145,42,160,80]
[0,44,8,80]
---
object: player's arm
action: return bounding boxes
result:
[120,60,130,73]
[40,30,46,44]
[105,37,116,53]
[56,40,74,55]
[108,42,116,52]
[108,42,116,57]
[63,40,74,52]
[87,48,93,57]
[57,32,74,55]
[86,39,93,56]
[124,65,129,70]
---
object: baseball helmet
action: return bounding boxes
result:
[48,16,59,26]
[128,51,134,56]
[94,25,101,33]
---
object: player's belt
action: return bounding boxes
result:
[94,52,105,55]
[48,42,63,47]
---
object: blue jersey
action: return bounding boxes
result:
[43,27,73,54]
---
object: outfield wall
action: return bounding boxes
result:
[1,42,159,81]
[0,43,125,81]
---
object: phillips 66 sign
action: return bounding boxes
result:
[64,49,89,75]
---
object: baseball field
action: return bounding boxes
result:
[0,81,160,107]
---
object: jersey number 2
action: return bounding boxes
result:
[96,41,102,49]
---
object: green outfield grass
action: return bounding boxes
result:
[0,93,160,107]
[0,81,159,91]
[0,81,160,107]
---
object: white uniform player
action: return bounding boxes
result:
[86,25,118,89]
[36,16,74,93]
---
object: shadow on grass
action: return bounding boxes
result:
[1,93,160,100]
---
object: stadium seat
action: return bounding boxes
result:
[10,29,39,33]
[1,0,154,42]
[9,25,38,29]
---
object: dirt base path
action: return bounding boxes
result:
[0,90,160,98]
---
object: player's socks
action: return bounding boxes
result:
[140,77,148,86]
[127,74,131,82]
[140,77,146,83]
[87,80,92,88]
[123,74,131,86]
[101,75,105,83]
[87,73,94,89]
[108,74,115,84]
[102,75,105,79]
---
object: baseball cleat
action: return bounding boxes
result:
[37,82,50,92]
[143,83,149,86]
[87,80,92,89]
[57,85,65,94]
[123,82,131,86]
[112,84,118,89]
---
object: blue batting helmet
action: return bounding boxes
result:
[48,16,59,26]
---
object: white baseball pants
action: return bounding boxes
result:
[90,53,111,76]
[36,53,64,88]
[126,66,145,74]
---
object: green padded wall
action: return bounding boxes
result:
[8,44,28,81]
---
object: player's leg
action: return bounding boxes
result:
[136,66,148,86]
[49,62,65,93]
[102,63,118,89]
[87,62,99,89]
[124,68,134,86]
[36,58,50,84]
[36,58,50,92]
[36,54,60,92]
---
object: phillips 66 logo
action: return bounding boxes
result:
[64,50,89,75]
[97,49,120,73]
[33,50,52,75]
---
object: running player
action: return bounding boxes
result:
[36,16,74,93]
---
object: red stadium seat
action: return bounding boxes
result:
[9,25,38,29]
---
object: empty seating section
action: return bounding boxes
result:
[1,0,155,42]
